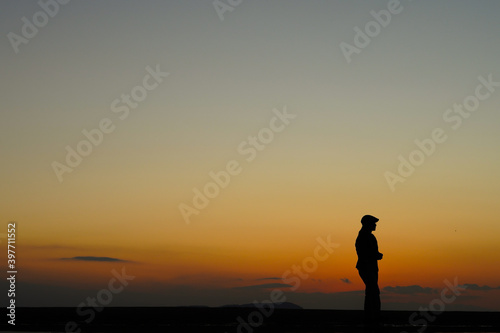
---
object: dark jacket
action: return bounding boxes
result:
[355,229,382,270]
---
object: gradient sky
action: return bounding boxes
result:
[1,0,499,311]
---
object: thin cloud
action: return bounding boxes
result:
[340,278,351,284]
[170,275,242,284]
[233,283,293,290]
[383,285,436,295]
[255,277,281,281]
[28,244,81,250]
[60,256,129,262]
[462,283,500,291]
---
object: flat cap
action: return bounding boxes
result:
[361,215,379,225]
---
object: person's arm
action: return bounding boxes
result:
[356,234,379,261]
[374,236,383,260]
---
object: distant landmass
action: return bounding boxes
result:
[178,301,303,309]
[220,301,303,309]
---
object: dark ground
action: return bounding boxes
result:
[1,307,500,332]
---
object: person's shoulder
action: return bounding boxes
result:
[356,230,369,241]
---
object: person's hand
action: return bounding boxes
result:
[377,253,383,260]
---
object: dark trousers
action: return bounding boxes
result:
[358,268,380,321]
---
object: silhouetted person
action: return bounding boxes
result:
[355,215,383,324]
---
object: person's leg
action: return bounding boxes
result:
[372,270,381,319]
[358,269,373,320]
[359,269,380,322]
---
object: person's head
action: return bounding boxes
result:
[361,215,379,231]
